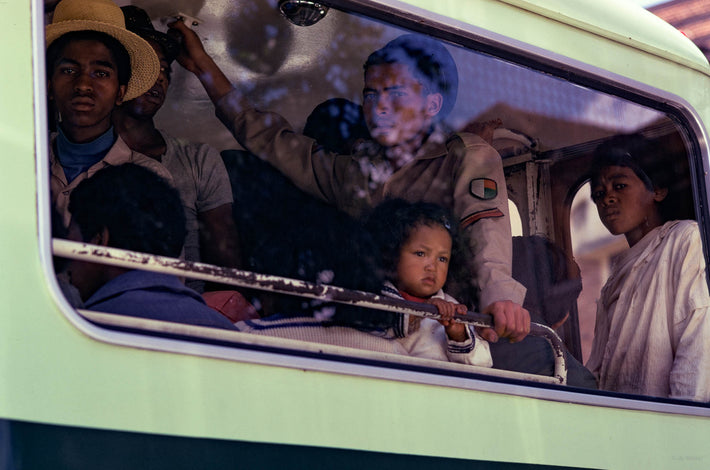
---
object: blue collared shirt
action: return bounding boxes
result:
[85,270,237,330]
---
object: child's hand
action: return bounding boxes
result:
[427,298,468,342]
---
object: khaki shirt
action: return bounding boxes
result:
[216,91,526,309]
[50,133,173,227]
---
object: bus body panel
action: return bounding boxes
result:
[2,0,710,468]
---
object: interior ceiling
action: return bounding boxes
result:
[117,0,375,152]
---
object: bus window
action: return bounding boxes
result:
[564,121,700,394]
[46,0,709,404]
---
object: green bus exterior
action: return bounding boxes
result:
[2,0,710,468]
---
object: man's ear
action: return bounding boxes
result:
[653,187,669,202]
[426,92,443,118]
[115,85,127,106]
[90,227,111,247]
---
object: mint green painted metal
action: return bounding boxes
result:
[405,0,708,71]
[1,0,710,468]
[496,0,707,70]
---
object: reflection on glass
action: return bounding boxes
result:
[278,0,329,27]
[108,0,701,398]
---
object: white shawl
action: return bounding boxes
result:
[586,220,710,401]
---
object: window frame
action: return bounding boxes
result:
[36,0,710,416]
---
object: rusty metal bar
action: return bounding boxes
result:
[53,238,567,383]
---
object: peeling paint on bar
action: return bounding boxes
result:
[53,238,567,383]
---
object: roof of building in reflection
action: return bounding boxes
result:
[650,0,710,61]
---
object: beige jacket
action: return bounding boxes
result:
[216,91,525,310]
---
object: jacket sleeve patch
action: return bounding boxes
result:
[469,178,498,200]
[460,208,504,229]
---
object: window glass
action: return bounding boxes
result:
[49,0,705,403]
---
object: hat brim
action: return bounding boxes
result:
[46,19,160,101]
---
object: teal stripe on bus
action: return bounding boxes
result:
[2,419,594,470]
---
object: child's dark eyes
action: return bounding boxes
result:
[614,183,627,190]
[591,190,604,202]
[414,251,425,257]
[438,256,449,263]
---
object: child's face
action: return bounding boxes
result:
[591,165,666,245]
[362,62,441,149]
[48,38,126,142]
[395,224,452,298]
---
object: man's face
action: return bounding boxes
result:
[48,38,126,142]
[395,224,452,298]
[121,40,171,119]
[591,165,665,245]
[362,63,441,150]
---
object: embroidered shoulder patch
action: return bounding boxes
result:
[460,209,504,229]
[469,178,498,200]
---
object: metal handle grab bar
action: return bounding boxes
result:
[52,238,567,383]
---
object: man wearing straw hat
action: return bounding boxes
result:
[45,0,172,227]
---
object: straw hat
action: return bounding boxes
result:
[46,0,160,101]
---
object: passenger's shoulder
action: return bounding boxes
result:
[449,132,501,161]
[660,220,702,258]
[453,132,494,149]
[665,219,699,240]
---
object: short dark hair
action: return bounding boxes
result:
[365,198,456,278]
[68,164,186,257]
[46,30,131,87]
[589,133,661,192]
[364,34,459,120]
[250,201,396,331]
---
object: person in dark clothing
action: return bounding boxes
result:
[64,163,236,330]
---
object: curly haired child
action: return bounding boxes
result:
[366,199,492,367]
